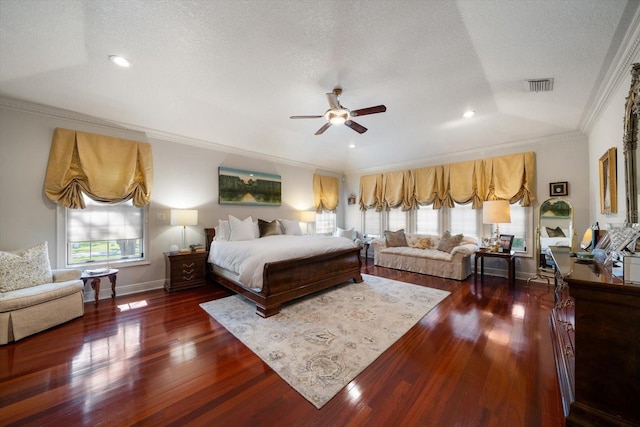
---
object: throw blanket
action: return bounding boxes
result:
[209,235,358,290]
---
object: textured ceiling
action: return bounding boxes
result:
[0,0,637,172]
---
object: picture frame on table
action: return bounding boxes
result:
[499,234,514,253]
[549,181,568,197]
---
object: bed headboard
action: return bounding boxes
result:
[205,228,216,252]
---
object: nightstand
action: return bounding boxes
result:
[164,251,208,292]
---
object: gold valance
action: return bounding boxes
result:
[358,151,535,210]
[382,170,413,211]
[484,152,535,206]
[313,174,339,212]
[45,128,153,208]
[442,160,485,208]
[359,174,383,211]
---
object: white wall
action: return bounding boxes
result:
[0,104,332,300]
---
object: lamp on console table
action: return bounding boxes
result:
[482,200,511,252]
[171,209,198,252]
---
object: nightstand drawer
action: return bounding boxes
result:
[164,252,207,292]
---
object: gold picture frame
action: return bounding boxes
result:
[599,147,617,214]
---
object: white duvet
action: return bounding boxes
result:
[208,235,358,290]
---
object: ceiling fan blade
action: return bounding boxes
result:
[345,120,367,134]
[326,92,340,110]
[290,115,323,119]
[350,105,387,117]
[315,122,332,135]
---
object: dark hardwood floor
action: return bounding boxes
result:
[0,261,565,426]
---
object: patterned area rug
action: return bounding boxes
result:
[199,274,450,408]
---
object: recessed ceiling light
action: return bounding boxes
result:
[108,55,131,68]
[463,110,475,118]
[349,144,355,148]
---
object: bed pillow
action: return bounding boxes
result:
[0,241,53,292]
[334,227,355,240]
[385,229,408,247]
[216,220,231,241]
[437,231,463,253]
[279,219,302,235]
[258,219,282,237]
[546,226,566,238]
[229,215,256,241]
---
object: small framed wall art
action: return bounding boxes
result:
[549,181,568,197]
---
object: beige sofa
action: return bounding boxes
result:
[0,269,85,344]
[372,233,478,280]
[0,242,85,344]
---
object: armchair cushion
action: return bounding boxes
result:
[0,242,53,292]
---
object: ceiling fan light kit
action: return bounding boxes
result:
[290,88,386,135]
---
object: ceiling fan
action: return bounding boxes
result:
[290,88,386,135]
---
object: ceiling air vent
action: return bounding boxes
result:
[524,78,554,92]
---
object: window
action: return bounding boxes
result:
[363,209,382,238]
[448,202,478,238]
[314,211,336,235]
[387,208,407,232]
[496,204,528,252]
[416,205,439,234]
[65,195,146,266]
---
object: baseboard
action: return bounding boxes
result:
[82,279,165,303]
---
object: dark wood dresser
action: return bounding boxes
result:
[164,251,208,292]
[549,247,640,426]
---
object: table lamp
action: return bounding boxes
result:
[171,209,198,250]
[300,211,316,235]
[482,200,511,251]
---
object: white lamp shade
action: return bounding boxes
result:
[300,211,316,223]
[482,200,511,224]
[170,209,198,226]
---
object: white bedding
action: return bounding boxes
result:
[208,235,358,290]
[541,236,571,252]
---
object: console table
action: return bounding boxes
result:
[474,249,515,286]
[549,247,639,426]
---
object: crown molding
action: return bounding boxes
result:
[0,96,334,172]
[346,131,586,175]
[580,5,640,133]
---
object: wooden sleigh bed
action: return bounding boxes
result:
[205,228,363,317]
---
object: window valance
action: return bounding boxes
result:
[313,174,339,212]
[44,128,153,208]
[484,152,535,205]
[359,151,535,210]
[359,174,383,211]
[442,160,485,208]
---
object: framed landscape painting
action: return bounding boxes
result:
[218,167,281,206]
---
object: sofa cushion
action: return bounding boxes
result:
[385,229,408,247]
[437,231,463,253]
[0,242,53,292]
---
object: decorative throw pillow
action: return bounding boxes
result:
[385,229,408,247]
[411,237,435,250]
[437,231,464,253]
[546,226,566,238]
[258,219,282,237]
[279,219,302,235]
[228,215,256,241]
[0,241,53,292]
